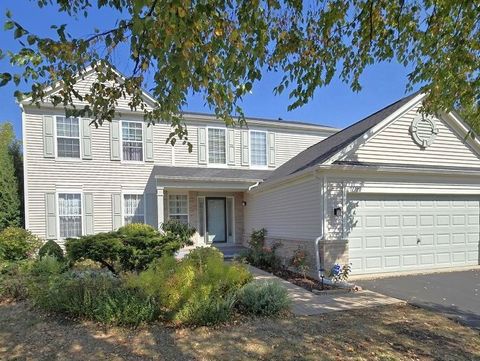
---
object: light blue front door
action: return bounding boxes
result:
[207,198,226,243]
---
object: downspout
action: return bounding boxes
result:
[314,171,327,279]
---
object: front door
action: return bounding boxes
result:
[206,197,227,243]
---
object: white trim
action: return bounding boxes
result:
[325,93,426,165]
[206,126,228,168]
[167,193,189,224]
[20,65,159,110]
[197,196,206,243]
[226,196,236,243]
[56,190,83,240]
[21,104,29,229]
[54,115,82,160]
[121,191,146,226]
[120,120,145,164]
[249,129,268,169]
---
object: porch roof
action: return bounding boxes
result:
[153,165,272,183]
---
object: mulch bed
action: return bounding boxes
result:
[270,268,335,292]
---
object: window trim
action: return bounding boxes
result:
[120,120,145,163]
[249,129,268,169]
[168,193,189,224]
[56,190,83,239]
[54,115,82,160]
[121,191,146,226]
[206,126,228,168]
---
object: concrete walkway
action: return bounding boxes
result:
[249,266,403,316]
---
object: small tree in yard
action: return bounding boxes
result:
[0,122,22,231]
[66,221,195,274]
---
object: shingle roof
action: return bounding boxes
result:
[264,92,421,183]
[153,165,272,182]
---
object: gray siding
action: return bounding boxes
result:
[341,106,480,167]
[244,176,323,241]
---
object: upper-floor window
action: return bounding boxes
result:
[168,194,189,224]
[250,130,267,166]
[58,193,82,238]
[56,116,80,158]
[122,121,143,161]
[123,194,144,224]
[208,128,226,164]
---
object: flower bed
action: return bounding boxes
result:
[238,229,354,294]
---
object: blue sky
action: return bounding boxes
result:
[0,1,418,139]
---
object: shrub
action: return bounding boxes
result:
[0,227,41,261]
[237,281,290,316]
[30,269,157,326]
[38,240,64,261]
[66,222,195,273]
[239,229,282,272]
[290,247,310,279]
[66,232,123,274]
[0,260,33,300]
[126,247,252,326]
[30,255,65,278]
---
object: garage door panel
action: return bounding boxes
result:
[348,195,480,275]
[420,253,435,265]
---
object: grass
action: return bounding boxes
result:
[1,302,479,361]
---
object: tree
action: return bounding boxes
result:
[0,122,22,231]
[1,0,479,146]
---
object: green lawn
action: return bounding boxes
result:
[1,302,479,360]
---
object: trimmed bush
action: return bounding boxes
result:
[237,281,290,316]
[66,232,123,273]
[38,240,64,261]
[126,247,252,326]
[66,222,195,273]
[0,227,41,261]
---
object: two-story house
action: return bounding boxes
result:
[21,67,336,249]
[21,68,480,277]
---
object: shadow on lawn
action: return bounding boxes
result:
[1,302,479,361]
[0,302,193,361]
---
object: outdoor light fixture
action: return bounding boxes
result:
[334,206,342,217]
[242,201,247,206]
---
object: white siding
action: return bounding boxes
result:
[24,109,332,239]
[24,107,166,238]
[341,105,480,167]
[244,176,323,240]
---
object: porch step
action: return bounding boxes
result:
[175,245,248,260]
[213,245,248,260]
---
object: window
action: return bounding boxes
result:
[169,194,189,224]
[250,131,267,166]
[208,128,226,164]
[57,116,80,158]
[58,193,82,238]
[123,194,145,224]
[122,121,143,161]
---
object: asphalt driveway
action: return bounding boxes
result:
[356,269,480,329]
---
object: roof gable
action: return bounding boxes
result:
[264,91,422,183]
[339,104,480,168]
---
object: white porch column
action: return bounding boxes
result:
[157,186,165,230]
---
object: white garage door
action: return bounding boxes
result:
[348,194,480,275]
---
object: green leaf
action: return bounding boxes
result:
[4,20,14,31]
[0,73,12,87]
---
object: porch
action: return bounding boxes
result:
[154,166,271,247]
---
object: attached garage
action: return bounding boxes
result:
[348,194,480,275]
[248,91,480,278]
